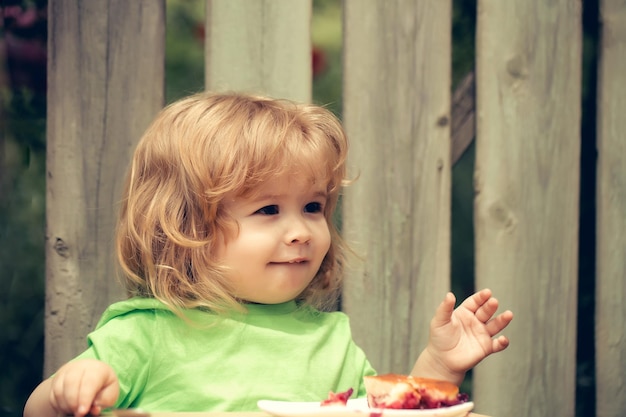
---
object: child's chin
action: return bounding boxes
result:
[239,292,300,305]
[236,284,311,305]
[244,297,294,305]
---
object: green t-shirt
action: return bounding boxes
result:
[75,298,376,412]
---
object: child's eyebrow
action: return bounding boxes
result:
[253,190,328,201]
[310,190,329,200]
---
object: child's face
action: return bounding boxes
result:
[217,173,332,304]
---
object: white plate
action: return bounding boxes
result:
[257,398,474,417]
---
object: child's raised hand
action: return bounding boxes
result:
[49,358,119,417]
[412,288,513,384]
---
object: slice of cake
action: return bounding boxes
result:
[363,374,467,409]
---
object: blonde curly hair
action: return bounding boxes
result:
[115,92,349,314]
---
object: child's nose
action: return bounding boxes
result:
[285,217,312,244]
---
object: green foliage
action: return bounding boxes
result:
[311,0,343,115]
[0,90,46,416]
[164,0,205,103]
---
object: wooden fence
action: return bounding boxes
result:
[45,1,625,417]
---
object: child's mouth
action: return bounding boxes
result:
[271,258,307,264]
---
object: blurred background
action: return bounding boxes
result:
[0,0,597,416]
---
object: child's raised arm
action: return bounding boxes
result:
[410,288,514,385]
[24,358,119,417]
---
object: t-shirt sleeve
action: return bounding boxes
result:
[74,309,159,408]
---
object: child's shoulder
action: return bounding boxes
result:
[95,297,175,328]
[95,298,354,330]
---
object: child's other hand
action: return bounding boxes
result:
[49,358,119,417]
[413,288,513,384]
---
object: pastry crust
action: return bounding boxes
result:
[363,374,463,409]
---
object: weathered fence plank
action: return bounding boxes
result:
[45,0,165,376]
[595,1,626,416]
[204,0,312,102]
[342,1,452,375]
[473,1,582,416]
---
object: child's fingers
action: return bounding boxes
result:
[49,373,68,413]
[474,296,500,323]
[485,310,514,336]
[430,292,456,328]
[93,377,120,411]
[460,288,493,312]
[66,372,94,417]
[491,335,511,353]
[74,369,119,416]
[52,368,108,417]
[89,403,103,416]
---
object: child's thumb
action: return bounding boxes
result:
[430,292,455,328]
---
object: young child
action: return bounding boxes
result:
[24,92,513,417]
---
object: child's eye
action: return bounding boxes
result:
[304,202,323,213]
[255,205,279,215]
